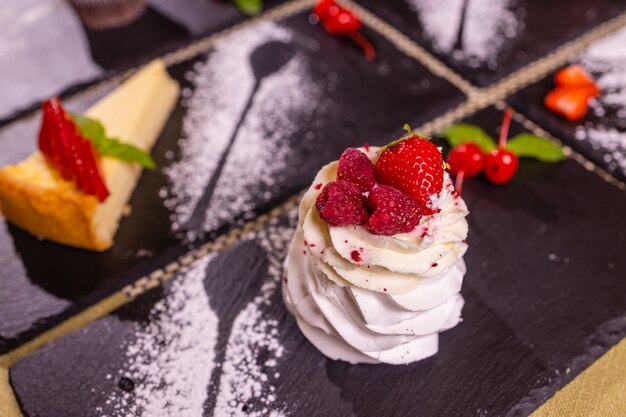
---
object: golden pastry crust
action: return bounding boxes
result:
[0,165,110,251]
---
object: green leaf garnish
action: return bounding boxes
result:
[403,123,411,135]
[506,133,565,162]
[438,124,496,153]
[233,0,262,15]
[70,113,156,169]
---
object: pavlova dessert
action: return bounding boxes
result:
[283,130,469,364]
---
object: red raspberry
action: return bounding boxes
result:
[375,135,444,215]
[337,148,376,192]
[367,186,422,235]
[315,180,367,227]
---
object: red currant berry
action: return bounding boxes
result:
[484,149,518,185]
[446,143,484,178]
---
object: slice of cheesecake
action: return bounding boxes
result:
[0,60,180,251]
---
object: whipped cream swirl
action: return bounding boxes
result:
[282,147,469,364]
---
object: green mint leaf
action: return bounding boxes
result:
[71,113,106,145]
[506,133,565,162]
[99,141,156,169]
[403,123,411,135]
[439,123,496,153]
[233,0,262,15]
[70,113,156,169]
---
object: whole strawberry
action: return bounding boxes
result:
[337,147,376,192]
[375,135,444,215]
[367,186,421,235]
[315,180,368,227]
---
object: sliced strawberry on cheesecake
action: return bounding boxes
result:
[0,60,180,251]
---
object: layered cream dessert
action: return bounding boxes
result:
[283,138,469,365]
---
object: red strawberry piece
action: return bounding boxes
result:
[315,180,367,227]
[38,98,109,202]
[367,185,421,235]
[42,99,70,179]
[544,87,594,122]
[375,135,444,215]
[337,147,376,192]
[555,65,599,94]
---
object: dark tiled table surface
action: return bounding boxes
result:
[0,13,465,354]
[9,107,626,417]
[357,0,626,86]
[2,1,626,416]
[0,0,287,126]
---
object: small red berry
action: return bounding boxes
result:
[483,108,518,185]
[313,0,338,20]
[375,135,444,215]
[446,143,484,178]
[484,149,518,185]
[324,9,361,34]
[315,180,368,227]
[367,185,422,235]
[337,147,376,192]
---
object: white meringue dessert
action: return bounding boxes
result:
[282,145,469,365]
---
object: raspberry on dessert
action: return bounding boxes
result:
[337,147,376,192]
[315,180,368,227]
[375,135,444,215]
[367,185,422,235]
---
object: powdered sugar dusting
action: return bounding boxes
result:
[99,210,297,416]
[213,211,296,417]
[203,57,320,232]
[162,21,321,239]
[574,26,626,176]
[101,256,218,417]
[408,0,522,69]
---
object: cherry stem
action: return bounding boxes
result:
[499,107,513,148]
[350,32,376,61]
[455,170,465,195]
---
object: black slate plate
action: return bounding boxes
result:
[508,26,626,183]
[356,0,626,87]
[10,107,626,416]
[0,13,465,353]
[0,0,287,127]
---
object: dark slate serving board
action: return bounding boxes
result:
[356,0,626,87]
[0,0,290,128]
[10,107,626,417]
[83,0,291,71]
[508,26,626,183]
[0,13,465,353]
